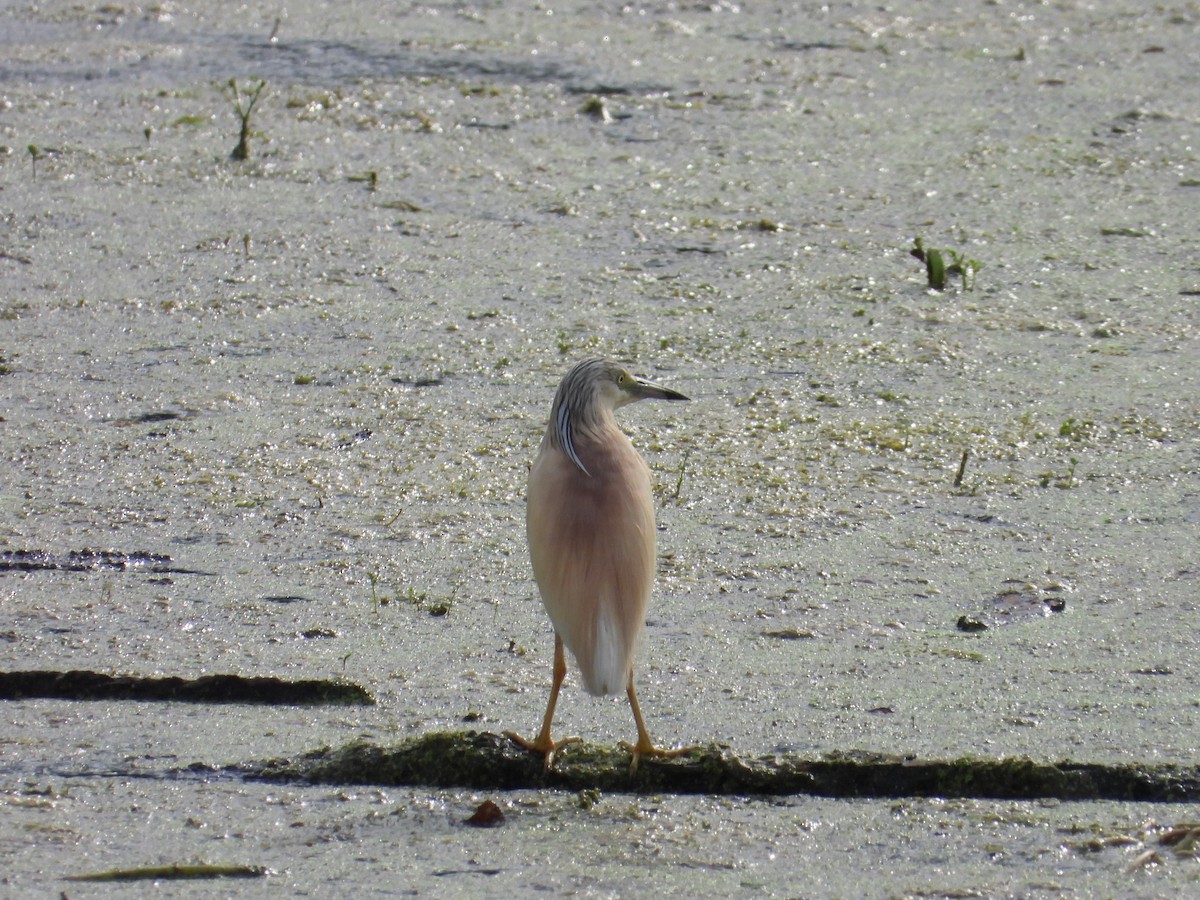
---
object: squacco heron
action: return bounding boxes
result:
[505,358,692,772]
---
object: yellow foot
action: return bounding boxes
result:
[619,739,699,775]
[503,730,582,771]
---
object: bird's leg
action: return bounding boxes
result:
[619,675,697,775]
[503,634,581,770]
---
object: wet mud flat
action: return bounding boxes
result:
[3,684,1199,895]
[2,0,1199,895]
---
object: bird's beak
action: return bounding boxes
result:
[629,375,689,403]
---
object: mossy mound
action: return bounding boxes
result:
[241,731,1200,800]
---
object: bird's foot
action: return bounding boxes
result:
[503,729,582,771]
[619,738,699,776]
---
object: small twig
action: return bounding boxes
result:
[672,448,692,501]
[954,449,969,487]
[0,249,34,265]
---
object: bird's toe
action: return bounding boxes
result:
[504,729,581,770]
[620,739,698,775]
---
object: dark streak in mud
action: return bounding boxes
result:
[0,670,374,706]
[0,549,210,576]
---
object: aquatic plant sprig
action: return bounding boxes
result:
[911,237,981,291]
[228,78,269,161]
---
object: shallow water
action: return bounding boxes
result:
[2,0,1198,895]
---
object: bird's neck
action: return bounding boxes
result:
[548,398,616,476]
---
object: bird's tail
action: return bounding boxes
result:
[577,607,629,697]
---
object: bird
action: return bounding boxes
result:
[505,358,693,773]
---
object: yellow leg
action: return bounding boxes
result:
[619,674,697,774]
[504,634,581,770]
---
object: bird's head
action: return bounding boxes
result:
[559,359,689,415]
[599,361,690,410]
[548,359,688,474]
